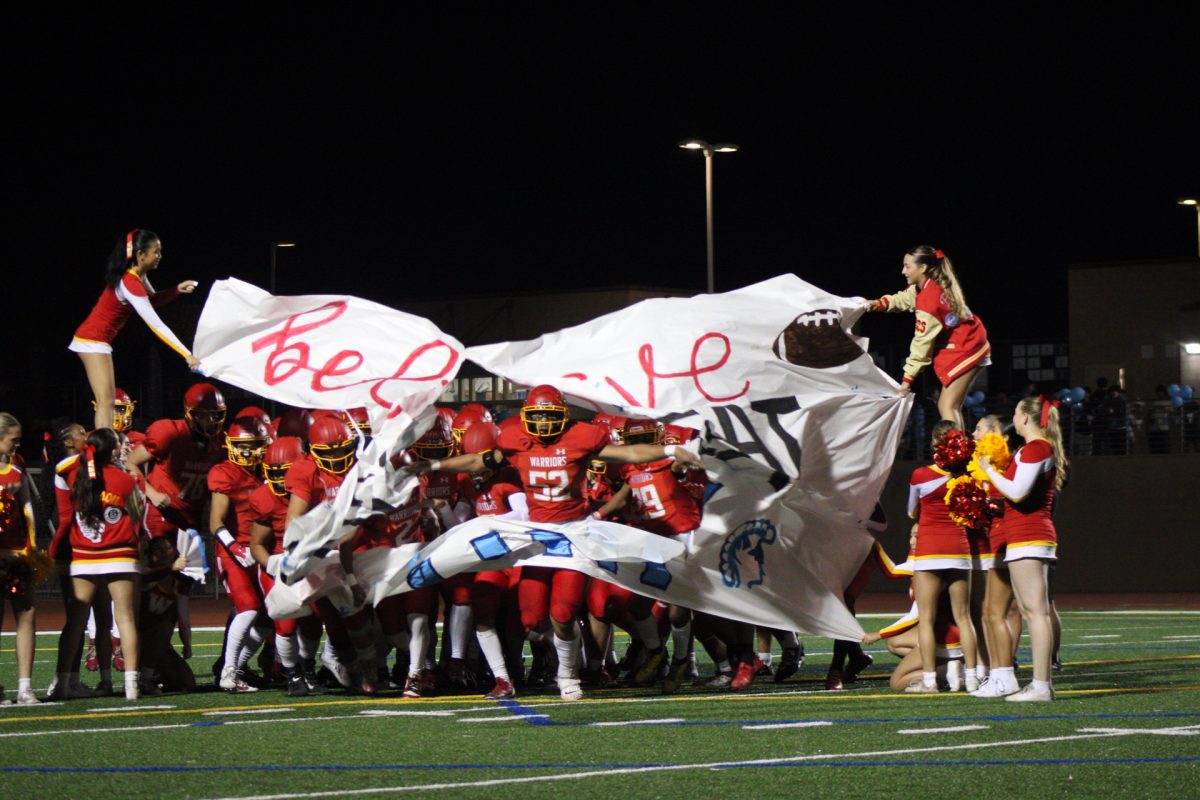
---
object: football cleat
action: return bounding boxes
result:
[632,646,667,687]
[302,661,325,694]
[824,671,844,691]
[841,651,873,684]
[286,670,309,697]
[661,658,691,695]
[219,666,259,693]
[484,678,516,699]
[755,659,775,678]
[1005,683,1055,703]
[703,671,733,689]
[774,645,804,683]
[139,679,163,696]
[85,638,99,671]
[112,638,125,671]
[402,674,423,699]
[558,676,584,701]
[66,679,94,699]
[730,659,759,691]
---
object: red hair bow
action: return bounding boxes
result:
[934,249,945,260]
[1037,395,1061,428]
[81,444,97,479]
[125,228,139,261]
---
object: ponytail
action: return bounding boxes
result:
[0,412,18,465]
[71,428,119,528]
[1017,396,1067,493]
[908,245,971,320]
[104,228,159,288]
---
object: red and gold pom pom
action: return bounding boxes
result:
[933,430,974,475]
[944,475,991,528]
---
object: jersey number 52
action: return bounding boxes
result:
[527,469,570,503]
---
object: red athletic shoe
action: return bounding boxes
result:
[484,677,516,699]
[730,659,758,691]
[85,638,99,672]
[112,639,125,672]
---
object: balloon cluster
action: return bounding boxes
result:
[1167,384,1195,409]
[963,390,987,417]
[933,430,974,475]
[1055,386,1089,406]
[944,475,992,529]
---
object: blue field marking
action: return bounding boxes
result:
[3,756,1197,775]
[496,698,555,726]
[191,721,225,728]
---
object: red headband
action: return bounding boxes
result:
[125,228,139,262]
[934,249,945,260]
[1037,395,1060,428]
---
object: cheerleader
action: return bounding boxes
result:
[867,246,991,427]
[905,420,979,693]
[53,429,146,700]
[70,229,200,431]
[978,396,1066,702]
[0,413,38,704]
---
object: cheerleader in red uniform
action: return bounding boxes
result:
[0,413,38,704]
[54,429,146,700]
[867,246,991,427]
[978,396,1066,702]
[905,421,979,693]
[70,229,200,431]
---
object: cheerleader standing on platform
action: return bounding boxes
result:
[978,396,1066,702]
[69,229,200,431]
[905,420,979,693]
[867,246,991,427]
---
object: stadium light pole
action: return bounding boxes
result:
[270,241,296,295]
[1179,198,1200,257]
[679,140,739,293]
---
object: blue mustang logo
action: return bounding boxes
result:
[719,519,777,589]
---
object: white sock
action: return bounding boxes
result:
[670,623,692,661]
[223,610,259,672]
[407,614,430,676]
[236,623,268,669]
[298,632,319,662]
[758,651,773,667]
[991,666,1017,688]
[86,607,97,639]
[633,617,662,651]
[125,670,139,689]
[554,633,580,679]
[449,605,473,660]
[18,678,32,692]
[1032,678,1051,692]
[922,671,937,688]
[276,634,298,670]
[476,629,509,682]
[976,664,988,681]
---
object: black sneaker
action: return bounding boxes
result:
[286,671,309,697]
[774,645,804,683]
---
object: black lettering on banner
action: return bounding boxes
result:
[748,396,804,474]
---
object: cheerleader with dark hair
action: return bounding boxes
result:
[52,428,146,700]
[70,229,200,431]
[0,413,38,704]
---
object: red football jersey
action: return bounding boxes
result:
[463,467,524,517]
[70,466,143,564]
[618,460,702,535]
[142,418,224,527]
[0,461,34,553]
[419,470,473,506]
[497,421,610,523]
[208,461,264,544]
[283,453,348,507]
[248,483,289,554]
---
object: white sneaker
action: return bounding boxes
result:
[704,672,733,689]
[965,674,980,693]
[1005,683,1055,702]
[558,676,584,701]
[125,682,141,701]
[219,665,258,693]
[16,687,40,705]
[969,681,1017,695]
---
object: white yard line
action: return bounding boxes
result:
[197,724,1200,800]
[202,708,295,716]
[88,705,174,713]
[742,721,833,730]
[591,718,686,727]
[458,715,547,723]
[896,724,990,735]
[1081,635,1121,639]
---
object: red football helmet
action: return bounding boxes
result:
[498,415,524,434]
[521,385,568,439]
[308,416,357,474]
[184,383,227,438]
[264,436,304,496]
[274,408,315,441]
[225,416,271,469]
[607,415,629,446]
[620,417,661,446]
[661,424,700,446]
[586,458,608,482]
[412,413,455,461]
[592,412,614,430]
[236,405,276,439]
[452,405,493,443]
[461,421,500,455]
[342,407,372,440]
[92,387,137,433]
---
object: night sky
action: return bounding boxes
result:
[7,7,1199,418]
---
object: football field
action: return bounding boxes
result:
[2,608,1198,799]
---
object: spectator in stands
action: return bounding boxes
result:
[1148,386,1173,455]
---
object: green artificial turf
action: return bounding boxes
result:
[1,610,1197,799]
